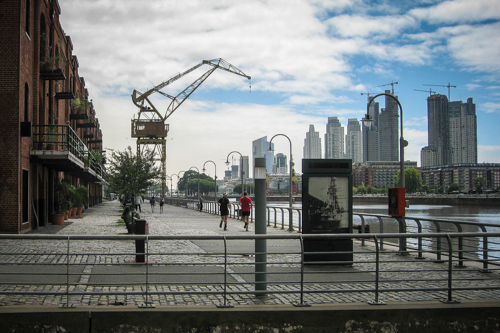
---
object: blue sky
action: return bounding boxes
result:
[58,0,500,182]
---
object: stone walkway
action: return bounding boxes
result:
[0,199,499,307]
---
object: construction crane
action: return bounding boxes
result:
[423,82,456,101]
[360,92,376,102]
[375,81,398,95]
[414,89,436,97]
[131,58,251,195]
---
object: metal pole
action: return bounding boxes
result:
[254,157,267,297]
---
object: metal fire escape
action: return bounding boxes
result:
[131,58,251,195]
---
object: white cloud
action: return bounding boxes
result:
[482,102,500,114]
[326,14,416,38]
[478,145,500,163]
[409,0,500,24]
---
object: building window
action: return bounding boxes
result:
[24,83,29,121]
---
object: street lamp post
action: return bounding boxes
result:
[268,134,294,231]
[169,174,179,197]
[226,151,244,195]
[203,160,217,200]
[189,166,200,199]
[363,93,407,189]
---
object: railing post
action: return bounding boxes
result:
[441,234,460,304]
[287,208,294,231]
[281,208,285,230]
[368,235,386,305]
[217,236,233,308]
[479,226,491,273]
[359,215,366,247]
[60,236,76,308]
[414,219,425,259]
[396,217,408,255]
[294,235,310,307]
[139,234,155,308]
[297,209,302,233]
[453,223,466,268]
[376,216,384,251]
[267,207,271,226]
[273,208,277,228]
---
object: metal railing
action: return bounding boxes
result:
[0,233,499,308]
[32,124,105,178]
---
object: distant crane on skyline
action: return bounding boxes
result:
[376,81,399,95]
[423,82,456,101]
[360,92,375,102]
[414,89,437,97]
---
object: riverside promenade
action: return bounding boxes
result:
[3,200,500,332]
[1,199,500,308]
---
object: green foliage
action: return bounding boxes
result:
[106,146,162,198]
[186,178,217,194]
[178,170,214,191]
[447,183,460,194]
[473,177,486,193]
[233,183,254,195]
[394,168,422,193]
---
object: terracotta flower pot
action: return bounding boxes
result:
[51,214,65,225]
[71,207,77,216]
[76,207,83,216]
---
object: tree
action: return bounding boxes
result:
[394,168,422,193]
[233,183,254,195]
[473,177,486,193]
[178,170,213,192]
[186,178,216,195]
[447,183,460,194]
[106,146,162,199]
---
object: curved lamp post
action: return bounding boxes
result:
[189,166,200,199]
[268,134,294,231]
[203,160,217,199]
[226,151,244,195]
[362,93,407,188]
[169,174,179,197]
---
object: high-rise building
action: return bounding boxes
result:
[345,118,363,163]
[449,98,477,164]
[252,136,274,176]
[273,153,287,174]
[324,117,344,159]
[378,90,399,161]
[241,156,250,180]
[422,94,450,167]
[363,98,380,162]
[303,125,322,159]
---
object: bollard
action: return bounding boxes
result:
[135,219,148,263]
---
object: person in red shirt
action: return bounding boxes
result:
[238,192,253,231]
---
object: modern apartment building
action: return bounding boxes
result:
[353,161,418,188]
[378,90,399,161]
[449,98,477,164]
[421,163,500,192]
[324,117,344,159]
[272,153,287,174]
[303,125,322,159]
[363,98,380,162]
[345,118,363,163]
[252,136,274,176]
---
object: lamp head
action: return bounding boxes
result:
[225,160,230,166]
[362,114,374,129]
[267,144,273,153]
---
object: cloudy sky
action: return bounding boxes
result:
[58,0,500,183]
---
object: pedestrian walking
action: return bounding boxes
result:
[239,192,253,231]
[134,195,143,213]
[150,196,156,213]
[217,193,231,231]
[159,195,165,214]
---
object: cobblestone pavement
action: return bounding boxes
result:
[1,200,500,308]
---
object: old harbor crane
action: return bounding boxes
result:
[131,58,251,195]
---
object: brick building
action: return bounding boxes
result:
[421,164,500,193]
[0,0,105,233]
[352,161,418,188]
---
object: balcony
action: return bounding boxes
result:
[40,68,66,81]
[31,125,106,184]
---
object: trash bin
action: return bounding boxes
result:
[135,219,148,263]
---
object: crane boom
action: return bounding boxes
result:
[414,89,436,96]
[375,81,398,95]
[422,82,456,100]
[131,58,251,120]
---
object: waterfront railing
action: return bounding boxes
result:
[0,233,499,308]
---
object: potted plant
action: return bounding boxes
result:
[53,181,69,225]
[72,185,88,216]
[46,125,59,150]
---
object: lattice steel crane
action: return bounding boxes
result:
[131,58,251,195]
[423,82,456,101]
